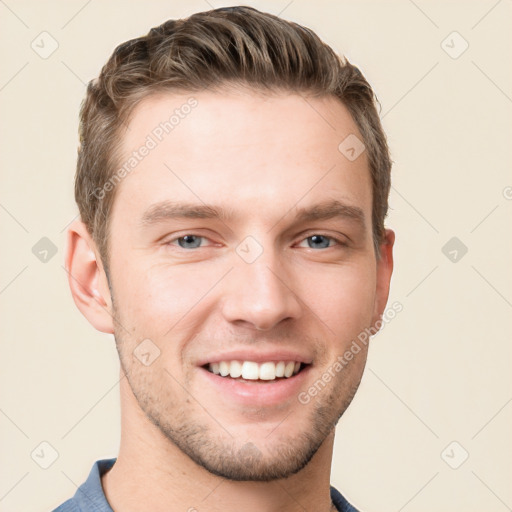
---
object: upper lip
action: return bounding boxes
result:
[197,349,313,367]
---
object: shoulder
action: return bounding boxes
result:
[330,485,361,512]
[51,498,80,511]
[50,458,117,512]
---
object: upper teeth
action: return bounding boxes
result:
[208,361,301,380]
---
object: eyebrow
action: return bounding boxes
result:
[139,199,366,230]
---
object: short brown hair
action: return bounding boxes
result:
[75,5,392,274]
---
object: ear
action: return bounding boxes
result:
[65,220,114,334]
[371,228,395,327]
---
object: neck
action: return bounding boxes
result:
[101,370,337,512]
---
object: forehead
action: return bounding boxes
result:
[112,88,372,227]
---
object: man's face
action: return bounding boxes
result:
[105,89,392,481]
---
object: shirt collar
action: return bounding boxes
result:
[71,458,358,512]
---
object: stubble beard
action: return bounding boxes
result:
[114,329,364,482]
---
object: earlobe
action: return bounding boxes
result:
[372,228,395,327]
[65,220,115,334]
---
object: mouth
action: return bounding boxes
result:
[202,360,309,382]
[198,357,313,406]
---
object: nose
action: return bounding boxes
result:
[221,250,303,331]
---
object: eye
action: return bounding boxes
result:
[166,233,345,251]
[297,234,343,250]
[169,235,208,249]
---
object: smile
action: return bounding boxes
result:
[205,360,306,381]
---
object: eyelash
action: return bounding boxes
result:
[165,233,347,250]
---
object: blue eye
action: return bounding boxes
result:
[303,235,336,249]
[175,235,204,249]
[167,234,343,251]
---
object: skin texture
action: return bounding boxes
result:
[66,88,394,512]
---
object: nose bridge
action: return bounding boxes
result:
[221,237,302,330]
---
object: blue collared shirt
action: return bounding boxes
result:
[52,458,360,511]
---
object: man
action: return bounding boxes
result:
[57,5,394,511]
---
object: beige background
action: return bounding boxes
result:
[1,1,511,511]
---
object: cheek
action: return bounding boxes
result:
[111,252,376,347]
[112,261,223,336]
[302,261,377,340]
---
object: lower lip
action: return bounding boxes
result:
[198,365,312,407]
